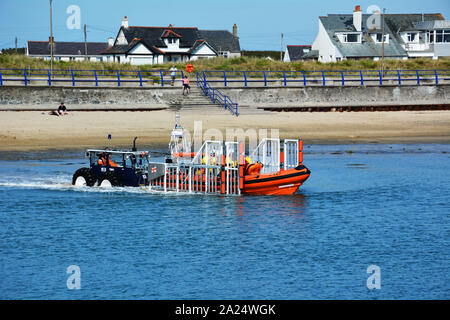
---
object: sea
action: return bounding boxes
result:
[0,143,449,300]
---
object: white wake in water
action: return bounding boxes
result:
[0,175,201,196]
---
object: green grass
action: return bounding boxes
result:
[1,53,449,73]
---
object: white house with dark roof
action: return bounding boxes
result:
[312,5,450,62]
[102,17,241,65]
[27,40,109,62]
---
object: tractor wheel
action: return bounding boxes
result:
[98,172,123,187]
[72,168,97,187]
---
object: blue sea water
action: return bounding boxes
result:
[0,144,449,300]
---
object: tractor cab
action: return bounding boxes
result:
[72,149,151,187]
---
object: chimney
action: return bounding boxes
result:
[108,37,114,47]
[353,5,362,32]
[232,23,238,38]
[122,16,129,28]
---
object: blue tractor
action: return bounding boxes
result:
[72,139,151,187]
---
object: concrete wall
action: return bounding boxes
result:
[0,84,448,109]
[222,84,450,108]
[0,86,181,107]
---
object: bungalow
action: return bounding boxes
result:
[311,5,450,62]
[102,17,241,65]
[27,40,109,62]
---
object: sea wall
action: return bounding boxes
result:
[0,84,448,110]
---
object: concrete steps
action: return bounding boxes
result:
[168,88,219,110]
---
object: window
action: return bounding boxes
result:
[342,33,360,43]
[435,29,450,43]
[375,33,389,43]
[406,33,417,42]
[426,31,434,43]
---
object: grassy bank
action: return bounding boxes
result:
[1,53,449,72]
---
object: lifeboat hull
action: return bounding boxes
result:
[243,165,311,195]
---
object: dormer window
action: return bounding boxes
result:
[406,32,418,43]
[339,33,361,43]
[372,33,389,43]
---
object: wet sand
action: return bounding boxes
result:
[1,109,450,151]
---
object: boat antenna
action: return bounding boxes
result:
[132,137,138,151]
[175,112,180,128]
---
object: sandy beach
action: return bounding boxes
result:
[1,109,450,151]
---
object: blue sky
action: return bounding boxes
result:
[0,0,449,51]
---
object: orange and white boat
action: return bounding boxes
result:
[147,115,310,195]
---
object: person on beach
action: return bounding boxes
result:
[182,76,190,95]
[170,65,177,86]
[49,102,69,116]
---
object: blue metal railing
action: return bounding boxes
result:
[0,68,187,87]
[0,68,448,88]
[199,69,450,87]
[197,72,239,116]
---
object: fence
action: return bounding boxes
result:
[0,68,189,87]
[1,68,448,88]
[199,69,450,87]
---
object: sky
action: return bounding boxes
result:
[0,0,449,51]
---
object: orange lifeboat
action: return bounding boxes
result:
[243,165,311,195]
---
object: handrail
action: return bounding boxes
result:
[197,72,239,117]
[0,68,448,88]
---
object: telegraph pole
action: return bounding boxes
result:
[49,0,54,77]
[15,37,17,54]
[84,24,88,60]
[381,8,386,76]
[280,33,283,61]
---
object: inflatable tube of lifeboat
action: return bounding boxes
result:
[243,165,311,195]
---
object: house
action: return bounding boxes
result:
[283,45,317,62]
[27,39,109,62]
[102,17,241,65]
[311,5,450,62]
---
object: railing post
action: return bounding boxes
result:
[322,71,325,86]
[71,69,75,86]
[302,71,306,86]
[138,71,142,87]
[434,69,439,85]
[202,71,206,87]
[47,70,52,86]
[160,70,164,87]
[397,70,401,86]
[360,70,364,86]
[117,70,121,87]
[378,70,383,85]
[283,71,287,87]
[24,69,28,86]
[212,90,215,103]
[223,71,227,87]
[416,70,420,85]
[0,70,3,86]
[340,71,344,86]
[263,71,267,87]
[94,70,98,87]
